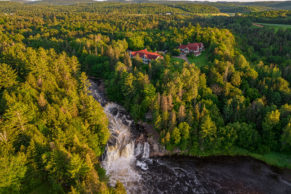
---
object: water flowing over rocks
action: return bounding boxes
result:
[89,79,152,193]
[89,79,291,194]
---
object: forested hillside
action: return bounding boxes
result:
[0,2,290,193]
[0,4,125,192]
[0,2,220,15]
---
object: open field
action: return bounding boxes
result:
[253,23,264,28]
[187,147,291,169]
[171,57,185,64]
[187,52,209,68]
[251,152,291,169]
[194,13,230,17]
[254,23,291,31]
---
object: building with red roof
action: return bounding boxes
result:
[178,42,204,56]
[130,49,163,64]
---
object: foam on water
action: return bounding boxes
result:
[102,103,143,192]
[90,80,149,193]
[142,142,150,159]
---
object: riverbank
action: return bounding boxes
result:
[150,155,291,183]
[138,122,291,170]
[89,77,291,193]
[139,121,291,170]
[92,78,291,170]
[192,149,291,170]
[150,145,291,170]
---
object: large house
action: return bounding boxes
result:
[178,43,204,56]
[130,49,163,64]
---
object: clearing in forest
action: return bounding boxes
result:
[187,52,209,68]
[254,23,291,31]
[173,52,209,68]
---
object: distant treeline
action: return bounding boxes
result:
[244,10,291,25]
[0,2,220,15]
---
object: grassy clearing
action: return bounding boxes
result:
[171,57,184,64]
[228,148,291,169]
[193,13,230,17]
[229,149,291,169]
[187,52,209,68]
[255,23,291,31]
[173,146,291,169]
[250,152,291,169]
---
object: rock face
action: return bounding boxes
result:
[137,121,181,157]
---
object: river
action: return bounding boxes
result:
[89,79,291,194]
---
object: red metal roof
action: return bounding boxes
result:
[178,45,188,49]
[179,43,203,52]
[131,49,163,60]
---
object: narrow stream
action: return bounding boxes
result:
[90,79,291,194]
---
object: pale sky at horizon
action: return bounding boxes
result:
[189,0,289,2]
[16,0,291,1]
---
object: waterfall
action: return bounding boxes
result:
[135,143,143,157]
[142,142,150,159]
[89,80,150,193]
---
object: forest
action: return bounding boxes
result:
[0,1,290,193]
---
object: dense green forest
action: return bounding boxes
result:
[0,1,290,193]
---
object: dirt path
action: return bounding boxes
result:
[174,54,189,64]
[253,23,264,28]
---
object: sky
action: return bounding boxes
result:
[0,0,288,1]
[188,0,289,2]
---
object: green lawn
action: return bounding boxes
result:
[187,52,209,68]
[187,147,291,169]
[250,152,291,169]
[228,148,291,169]
[171,57,184,64]
[257,23,291,31]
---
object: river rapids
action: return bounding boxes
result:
[89,79,291,194]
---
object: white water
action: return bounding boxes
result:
[102,103,141,191]
[90,80,150,193]
[142,142,150,159]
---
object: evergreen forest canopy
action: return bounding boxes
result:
[0,1,290,193]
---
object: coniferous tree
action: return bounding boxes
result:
[0,63,18,89]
